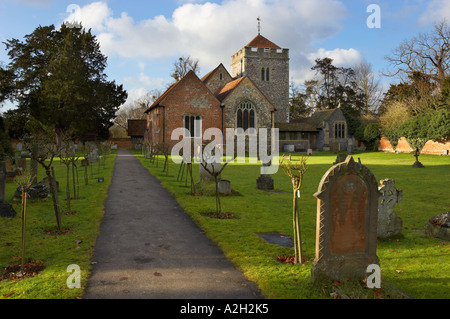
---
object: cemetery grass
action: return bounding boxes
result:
[0,153,116,299]
[136,150,449,299]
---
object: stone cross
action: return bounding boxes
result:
[311,155,380,283]
[377,179,403,238]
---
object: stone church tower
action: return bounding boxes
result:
[230,34,290,124]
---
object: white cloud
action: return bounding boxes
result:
[308,48,363,67]
[64,0,349,85]
[417,0,450,26]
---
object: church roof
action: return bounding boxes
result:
[246,34,281,49]
[215,77,246,102]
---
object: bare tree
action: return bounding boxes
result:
[280,155,308,264]
[353,61,383,114]
[171,56,200,82]
[23,123,63,232]
[385,20,450,89]
[112,90,161,134]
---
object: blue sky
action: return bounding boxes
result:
[0,0,448,111]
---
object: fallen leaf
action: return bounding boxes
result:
[154,272,162,277]
[120,277,128,281]
[332,281,341,286]
[396,270,404,274]
[4,292,15,298]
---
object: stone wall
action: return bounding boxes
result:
[223,77,273,130]
[231,47,289,124]
[379,136,450,155]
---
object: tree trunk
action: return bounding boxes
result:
[47,167,62,231]
[292,189,302,264]
[72,163,77,200]
[20,187,27,272]
[66,164,71,214]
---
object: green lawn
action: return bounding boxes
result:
[0,152,116,299]
[135,150,450,299]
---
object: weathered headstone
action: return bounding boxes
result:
[378,179,403,238]
[347,138,354,154]
[256,163,274,190]
[425,212,450,241]
[88,148,99,163]
[311,156,380,283]
[332,141,340,153]
[0,161,16,218]
[218,179,231,195]
[333,153,347,165]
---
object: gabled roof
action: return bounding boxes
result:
[201,63,231,83]
[215,75,276,111]
[308,108,339,128]
[144,81,179,113]
[246,34,281,49]
[215,77,246,102]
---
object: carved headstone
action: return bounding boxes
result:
[378,179,403,238]
[311,156,380,283]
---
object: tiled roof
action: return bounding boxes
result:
[144,79,180,113]
[246,34,281,49]
[276,121,319,132]
[215,77,246,102]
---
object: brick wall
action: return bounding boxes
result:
[148,71,223,150]
[379,136,450,155]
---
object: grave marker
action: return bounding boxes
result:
[378,179,403,238]
[311,156,380,283]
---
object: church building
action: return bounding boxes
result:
[144,32,349,152]
[144,33,289,151]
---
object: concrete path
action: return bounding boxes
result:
[84,149,262,299]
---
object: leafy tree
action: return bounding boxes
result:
[0,115,14,161]
[3,24,127,142]
[398,110,450,151]
[289,80,312,119]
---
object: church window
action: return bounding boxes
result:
[334,121,346,139]
[261,68,265,81]
[236,102,256,130]
[219,73,223,80]
[266,68,270,81]
[184,115,202,138]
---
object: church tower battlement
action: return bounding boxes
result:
[230,34,290,124]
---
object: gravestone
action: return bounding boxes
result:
[311,156,380,283]
[425,212,450,241]
[0,161,16,218]
[412,148,424,168]
[88,148,99,163]
[333,153,347,165]
[256,163,274,190]
[347,138,354,154]
[332,141,340,153]
[378,179,403,238]
[218,179,231,195]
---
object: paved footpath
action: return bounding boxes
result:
[84,149,262,299]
